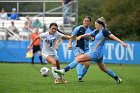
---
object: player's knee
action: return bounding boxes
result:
[85,62,90,67]
[75,57,81,63]
[51,62,57,66]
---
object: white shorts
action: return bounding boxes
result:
[42,51,59,60]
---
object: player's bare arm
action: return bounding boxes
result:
[77,34,90,40]
[27,35,40,50]
[63,35,71,39]
[68,35,74,50]
[109,34,128,48]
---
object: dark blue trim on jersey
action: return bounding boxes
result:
[102,28,112,37]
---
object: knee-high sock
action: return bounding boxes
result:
[107,69,119,80]
[82,66,89,78]
[58,74,64,79]
[39,56,43,63]
[64,60,78,72]
[57,67,64,79]
[52,67,58,80]
[77,63,83,79]
[31,56,34,63]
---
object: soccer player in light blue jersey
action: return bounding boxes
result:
[55,17,128,84]
[68,16,94,82]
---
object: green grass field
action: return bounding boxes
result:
[0,63,140,93]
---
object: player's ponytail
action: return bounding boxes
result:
[57,29,65,34]
[96,17,107,28]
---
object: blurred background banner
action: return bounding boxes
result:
[0,40,139,64]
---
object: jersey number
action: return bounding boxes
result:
[50,42,52,47]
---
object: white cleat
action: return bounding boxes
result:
[54,69,65,75]
[54,80,59,84]
[116,78,123,84]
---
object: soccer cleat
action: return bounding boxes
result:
[116,78,123,84]
[54,69,65,75]
[60,79,68,83]
[54,80,59,84]
[58,76,67,83]
[78,78,83,82]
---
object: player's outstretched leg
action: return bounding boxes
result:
[98,62,123,84]
[54,60,79,75]
[106,69,123,84]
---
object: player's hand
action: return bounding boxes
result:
[77,36,82,40]
[68,44,72,50]
[121,43,128,48]
[89,36,94,41]
[27,46,31,51]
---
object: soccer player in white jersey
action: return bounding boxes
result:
[27,23,70,84]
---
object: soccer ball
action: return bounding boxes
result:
[40,67,50,77]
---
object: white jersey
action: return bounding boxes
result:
[39,31,64,56]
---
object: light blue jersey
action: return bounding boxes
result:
[72,25,93,56]
[62,27,122,83]
[87,28,111,62]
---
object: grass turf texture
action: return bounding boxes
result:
[0,63,139,93]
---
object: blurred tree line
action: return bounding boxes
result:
[78,0,140,41]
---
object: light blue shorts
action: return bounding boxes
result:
[86,50,103,63]
[74,47,88,57]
